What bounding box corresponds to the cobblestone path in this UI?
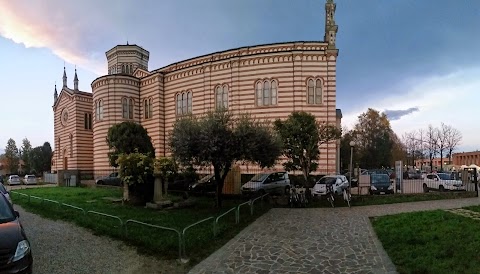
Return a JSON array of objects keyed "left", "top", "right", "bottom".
[{"left": 189, "top": 197, "right": 480, "bottom": 274}]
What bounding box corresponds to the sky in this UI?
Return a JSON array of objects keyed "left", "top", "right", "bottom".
[{"left": 0, "top": 0, "right": 479, "bottom": 155}]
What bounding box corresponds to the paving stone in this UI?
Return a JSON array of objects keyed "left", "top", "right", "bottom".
[{"left": 189, "top": 197, "right": 480, "bottom": 274}]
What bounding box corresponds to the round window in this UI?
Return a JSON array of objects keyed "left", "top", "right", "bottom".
[{"left": 61, "top": 109, "right": 69, "bottom": 126}]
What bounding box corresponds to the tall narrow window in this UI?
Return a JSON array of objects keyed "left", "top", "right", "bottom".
[
  {"left": 129, "top": 98, "right": 134, "bottom": 119},
  {"left": 187, "top": 92, "right": 192, "bottom": 113},
  {"left": 307, "top": 78, "right": 323, "bottom": 104},
  {"left": 182, "top": 93, "right": 187, "bottom": 114},
  {"left": 122, "top": 98, "right": 128, "bottom": 118},
  {"left": 148, "top": 98, "right": 153, "bottom": 118},
  {"left": 88, "top": 113, "right": 92, "bottom": 129},
  {"left": 176, "top": 94, "right": 182, "bottom": 115},
  {"left": 96, "top": 100, "right": 103, "bottom": 121},
  {"left": 271, "top": 81, "right": 277, "bottom": 105},
  {"left": 222, "top": 86, "right": 228, "bottom": 109},
  {"left": 83, "top": 113, "right": 92, "bottom": 130},
  {"left": 84, "top": 113, "right": 88, "bottom": 129},
  {"left": 307, "top": 79, "right": 315, "bottom": 104},
  {"left": 216, "top": 86, "right": 222, "bottom": 109},
  {"left": 315, "top": 79, "right": 322, "bottom": 104},
  {"left": 256, "top": 82, "right": 263, "bottom": 106},
  {"left": 263, "top": 81, "right": 271, "bottom": 106},
  {"left": 144, "top": 99, "right": 148, "bottom": 119}
]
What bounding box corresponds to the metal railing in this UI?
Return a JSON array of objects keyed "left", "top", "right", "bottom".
[
  {"left": 182, "top": 217, "right": 215, "bottom": 259},
  {"left": 9, "top": 190, "right": 271, "bottom": 262},
  {"left": 214, "top": 207, "right": 236, "bottom": 236},
  {"left": 125, "top": 219, "right": 183, "bottom": 260},
  {"left": 87, "top": 211, "right": 124, "bottom": 230},
  {"left": 250, "top": 193, "right": 269, "bottom": 215}
]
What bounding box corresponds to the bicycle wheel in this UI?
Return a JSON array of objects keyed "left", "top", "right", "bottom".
[
  {"left": 327, "top": 193, "right": 335, "bottom": 208},
  {"left": 343, "top": 189, "right": 351, "bottom": 208}
]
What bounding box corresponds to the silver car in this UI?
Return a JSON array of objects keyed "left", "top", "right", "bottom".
[
  {"left": 241, "top": 172, "right": 290, "bottom": 196},
  {"left": 23, "top": 175, "right": 37, "bottom": 185},
  {"left": 312, "top": 175, "right": 349, "bottom": 196},
  {"left": 8, "top": 175, "right": 21, "bottom": 186}
]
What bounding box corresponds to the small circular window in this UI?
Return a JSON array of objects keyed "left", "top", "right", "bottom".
[{"left": 61, "top": 109, "right": 69, "bottom": 126}]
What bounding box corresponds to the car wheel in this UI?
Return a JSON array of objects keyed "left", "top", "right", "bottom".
[
  {"left": 439, "top": 185, "right": 445, "bottom": 192},
  {"left": 423, "top": 183, "right": 429, "bottom": 193},
  {"left": 97, "top": 180, "right": 104, "bottom": 185}
]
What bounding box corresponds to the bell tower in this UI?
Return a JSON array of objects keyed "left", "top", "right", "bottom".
[
  {"left": 325, "top": 0, "right": 338, "bottom": 50},
  {"left": 105, "top": 43, "right": 150, "bottom": 75}
]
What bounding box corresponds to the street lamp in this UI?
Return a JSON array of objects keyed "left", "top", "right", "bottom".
[{"left": 349, "top": 141, "right": 355, "bottom": 192}]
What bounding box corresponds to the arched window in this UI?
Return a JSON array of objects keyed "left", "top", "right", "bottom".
[
  {"left": 187, "top": 91, "right": 192, "bottom": 113},
  {"left": 255, "top": 80, "right": 278, "bottom": 106},
  {"left": 148, "top": 98, "right": 153, "bottom": 118},
  {"left": 182, "top": 93, "right": 187, "bottom": 114},
  {"left": 256, "top": 82, "right": 263, "bottom": 106},
  {"left": 215, "top": 85, "right": 229, "bottom": 110},
  {"left": 315, "top": 79, "right": 322, "bottom": 104},
  {"left": 96, "top": 100, "right": 104, "bottom": 121},
  {"left": 176, "top": 92, "right": 193, "bottom": 116},
  {"left": 129, "top": 98, "right": 134, "bottom": 119},
  {"left": 122, "top": 98, "right": 128, "bottom": 118},
  {"left": 144, "top": 99, "right": 148, "bottom": 119},
  {"left": 271, "top": 81, "right": 277, "bottom": 105},
  {"left": 176, "top": 94, "right": 182, "bottom": 115},
  {"left": 307, "top": 78, "right": 323, "bottom": 104},
  {"left": 122, "top": 65, "right": 125, "bottom": 73}
]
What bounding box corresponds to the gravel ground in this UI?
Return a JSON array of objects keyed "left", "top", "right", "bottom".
[{"left": 14, "top": 205, "right": 187, "bottom": 274}]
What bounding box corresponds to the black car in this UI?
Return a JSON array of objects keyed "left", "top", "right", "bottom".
[
  {"left": 369, "top": 174, "right": 394, "bottom": 195},
  {"left": 0, "top": 194, "right": 33, "bottom": 273},
  {"left": 190, "top": 175, "right": 216, "bottom": 193}
]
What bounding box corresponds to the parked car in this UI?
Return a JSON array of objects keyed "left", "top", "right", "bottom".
[
  {"left": 96, "top": 172, "right": 122, "bottom": 186},
  {"left": 8, "top": 175, "right": 21, "bottom": 186},
  {"left": 369, "top": 174, "right": 394, "bottom": 195},
  {"left": 23, "top": 175, "right": 37, "bottom": 185},
  {"left": 241, "top": 172, "right": 290, "bottom": 196},
  {"left": 190, "top": 174, "right": 216, "bottom": 193},
  {"left": 0, "top": 183, "right": 12, "bottom": 204},
  {"left": 423, "top": 173, "right": 465, "bottom": 192},
  {"left": 312, "top": 175, "right": 349, "bottom": 196},
  {"left": 0, "top": 194, "right": 33, "bottom": 273}
]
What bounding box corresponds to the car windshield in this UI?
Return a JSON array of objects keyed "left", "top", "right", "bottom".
[
  {"left": 250, "top": 173, "right": 269, "bottom": 182},
  {"left": 0, "top": 195, "right": 15, "bottom": 224},
  {"left": 317, "top": 177, "right": 336, "bottom": 185},
  {"left": 10, "top": 176, "right": 19, "bottom": 179},
  {"left": 198, "top": 175, "right": 214, "bottom": 184},
  {"left": 0, "top": 183, "right": 6, "bottom": 194},
  {"left": 437, "top": 173, "right": 454, "bottom": 180},
  {"left": 26, "top": 175, "right": 35, "bottom": 179},
  {"left": 371, "top": 174, "right": 390, "bottom": 184}
]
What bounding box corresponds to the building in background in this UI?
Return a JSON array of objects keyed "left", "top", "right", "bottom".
[{"left": 52, "top": 0, "right": 342, "bottom": 176}]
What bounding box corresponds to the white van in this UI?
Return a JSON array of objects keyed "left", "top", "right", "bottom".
[
  {"left": 24, "top": 175, "right": 37, "bottom": 185},
  {"left": 241, "top": 172, "right": 290, "bottom": 196}
]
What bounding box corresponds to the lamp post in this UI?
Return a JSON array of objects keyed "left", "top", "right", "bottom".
[{"left": 349, "top": 141, "right": 355, "bottom": 192}]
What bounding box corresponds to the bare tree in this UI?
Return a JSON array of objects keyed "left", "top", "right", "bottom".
[
  {"left": 425, "top": 125, "right": 439, "bottom": 172},
  {"left": 444, "top": 125, "right": 462, "bottom": 165},
  {"left": 437, "top": 123, "right": 450, "bottom": 171},
  {"left": 416, "top": 129, "right": 426, "bottom": 169}
]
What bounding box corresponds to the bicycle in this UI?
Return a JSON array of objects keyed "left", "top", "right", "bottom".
[
  {"left": 325, "top": 184, "right": 335, "bottom": 208},
  {"left": 342, "top": 187, "right": 351, "bottom": 208}
]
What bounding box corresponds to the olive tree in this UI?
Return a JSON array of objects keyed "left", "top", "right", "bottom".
[
  {"left": 169, "top": 111, "right": 282, "bottom": 207},
  {"left": 274, "top": 111, "right": 341, "bottom": 185}
]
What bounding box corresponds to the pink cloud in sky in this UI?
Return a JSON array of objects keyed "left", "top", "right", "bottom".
[{"left": 0, "top": 0, "right": 125, "bottom": 75}]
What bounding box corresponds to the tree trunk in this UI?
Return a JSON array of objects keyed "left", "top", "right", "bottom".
[
  {"left": 123, "top": 183, "right": 129, "bottom": 202},
  {"left": 440, "top": 151, "right": 443, "bottom": 172},
  {"left": 153, "top": 176, "right": 163, "bottom": 202},
  {"left": 214, "top": 168, "right": 224, "bottom": 208}
]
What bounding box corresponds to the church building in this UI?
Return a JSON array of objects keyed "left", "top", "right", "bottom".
[{"left": 52, "top": 0, "right": 342, "bottom": 176}]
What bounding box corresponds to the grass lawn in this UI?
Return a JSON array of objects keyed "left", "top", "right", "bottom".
[
  {"left": 371, "top": 210, "right": 480, "bottom": 274},
  {"left": 11, "top": 187, "right": 270, "bottom": 269},
  {"left": 308, "top": 191, "right": 476, "bottom": 208}
]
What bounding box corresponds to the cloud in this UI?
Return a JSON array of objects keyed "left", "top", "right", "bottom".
[
  {"left": 0, "top": 0, "right": 122, "bottom": 75},
  {"left": 340, "top": 66, "right": 480, "bottom": 150},
  {"left": 383, "top": 107, "right": 419, "bottom": 121}
]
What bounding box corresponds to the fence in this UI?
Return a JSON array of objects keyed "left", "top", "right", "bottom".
[
  {"left": 9, "top": 190, "right": 270, "bottom": 263},
  {"left": 43, "top": 172, "right": 58, "bottom": 184}
]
